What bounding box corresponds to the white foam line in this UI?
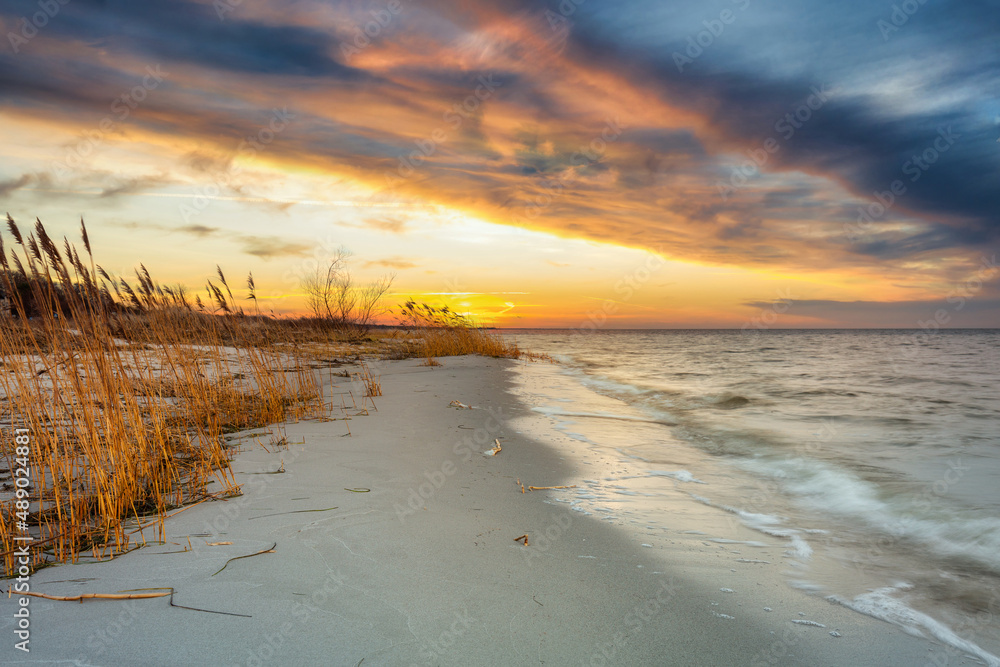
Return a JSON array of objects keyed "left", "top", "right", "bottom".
[
  {"left": 709, "top": 539, "right": 771, "bottom": 547},
  {"left": 649, "top": 470, "right": 706, "bottom": 484},
  {"left": 831, "top": 586, "right": 1000, "bottom": 667},
  {"left": 531, "top": 407, "right": 675, "bottom": 426},
  {"left": 688, "top": 493, "right": 812, "bottom": 558}
]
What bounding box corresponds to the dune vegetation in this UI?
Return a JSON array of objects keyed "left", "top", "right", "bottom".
[
  {"left": 0, "top": 217, "right": 335, "bottom": 575},
  {"left": 0, "top": 217, "right": 525, "bottom": 576}
]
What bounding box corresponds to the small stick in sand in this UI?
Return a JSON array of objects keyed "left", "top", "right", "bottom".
[
  {"left": 513, "top": 534, "right": 529, "bottom": 546},
  {"left": 211, "top": 542, "right": 277, "bottom": 576},
  {"left": 527, "top": 485, "right": 577, "bottom": 491},
  {"left": 249, "top": 507, "right": 338, "bottom": 521},
  {"left": 484, "top": 439, "right": 502, "bottom": 456}
]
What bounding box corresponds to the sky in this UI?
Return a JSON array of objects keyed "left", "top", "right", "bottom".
[{"left": 0, "top": 0, "right": 998, "bottom": 328}]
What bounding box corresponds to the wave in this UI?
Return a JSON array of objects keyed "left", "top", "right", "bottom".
[
  {"left": 649, "top": 470, "right": 705, "bottom": 484},
  {"left": 711, "top": 395, "right": 751, "bottom": 410},
  {"left": 531, "top": 406, "right": 676, "bottom": 426},
  {"left": 831, "top": 585, "right": 1000, "bottom": 667},
  {"left": 737, "top": 455, "right": 1000, "bottom": 575}
]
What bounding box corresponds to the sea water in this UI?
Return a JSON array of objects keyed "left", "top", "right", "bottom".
[{"left": 505, "top": 329, "right": 1000, "bottom": 663}]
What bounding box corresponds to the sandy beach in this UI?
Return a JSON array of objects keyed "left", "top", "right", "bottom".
[{"left": 5, "top": 356, "right": 947, "bottom": 666}]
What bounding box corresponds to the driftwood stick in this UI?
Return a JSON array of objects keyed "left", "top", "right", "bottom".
[
  {"left": 211, "top": 542, "right": 277, "bottom": 576},
  {"left": 13, "top": 590, "right": 171, "bottom": 602}
]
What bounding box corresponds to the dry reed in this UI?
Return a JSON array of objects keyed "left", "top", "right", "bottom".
[
  {"left": 0, "top": 216, "right": 322, "bottom": 576},
  {"left": 397, "top": 300, "right": 522, "bottom": 359},
  {"left": 359, "top": 361, "right": 382, "bottom": 397}
]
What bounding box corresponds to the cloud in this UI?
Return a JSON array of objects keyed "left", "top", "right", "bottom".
[
  {"left": 559, "top": 0, "right": 1000, "bottom": 250},
  {"left": 365, "top": 217, "right": 408, "bottom": 234},
  {"left": 1, "top": 0, "right": 366, "bottom": 80},
  {"left": 0, "top": 174, "right": 33, "bottom": 196},
  {"left": 0, "top": 0, "right": 996, "bottom": 291},
  {"left": 238, "top": 235, "right": 312, "bottom": 259},
  {"left": 98, "top": 175, "right": 174, "bottom": 198},
  {"left": 178, "top": 224, "right": 218, "bottom": 237},
  {"left": 104, "top": 221, "right": 307, "bottom": 259},
  {"left": 182, "top": 151, "right": 234, "bottom": 175},
  {"left": 363, "top": 257, "right": 417, "bottom": 270}
]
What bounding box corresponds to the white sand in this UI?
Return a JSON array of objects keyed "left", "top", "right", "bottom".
[{"left": 4, "top": 356, "right": 948, "bottom": 665}]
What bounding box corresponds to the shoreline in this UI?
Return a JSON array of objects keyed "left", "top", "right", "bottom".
[{"left": 6, "top": 356, "right": 942, "bottom": 665}]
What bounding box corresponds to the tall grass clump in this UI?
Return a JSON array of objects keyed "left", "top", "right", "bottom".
[
  {"left": 0, "top": 216, "right": 321, "bottom": 576},
  {"left": 397, "top": 300, "right": 522, "bottom": 359}
]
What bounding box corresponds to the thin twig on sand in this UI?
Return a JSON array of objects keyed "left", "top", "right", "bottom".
[{"left": 211, "top": 542, "right": 277, "bottom": 576}]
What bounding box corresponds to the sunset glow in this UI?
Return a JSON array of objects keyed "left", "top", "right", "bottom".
[{"left": 1, "top": 0, "right": 996, "bottom": 327}]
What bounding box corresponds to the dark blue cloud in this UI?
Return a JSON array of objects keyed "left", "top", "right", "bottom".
[
  {"left": 1, "top": 0, "right": 363, "bottom": 78},
  {"left": 546, "top": 0, "right": 1000, "bottom": 252}
]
